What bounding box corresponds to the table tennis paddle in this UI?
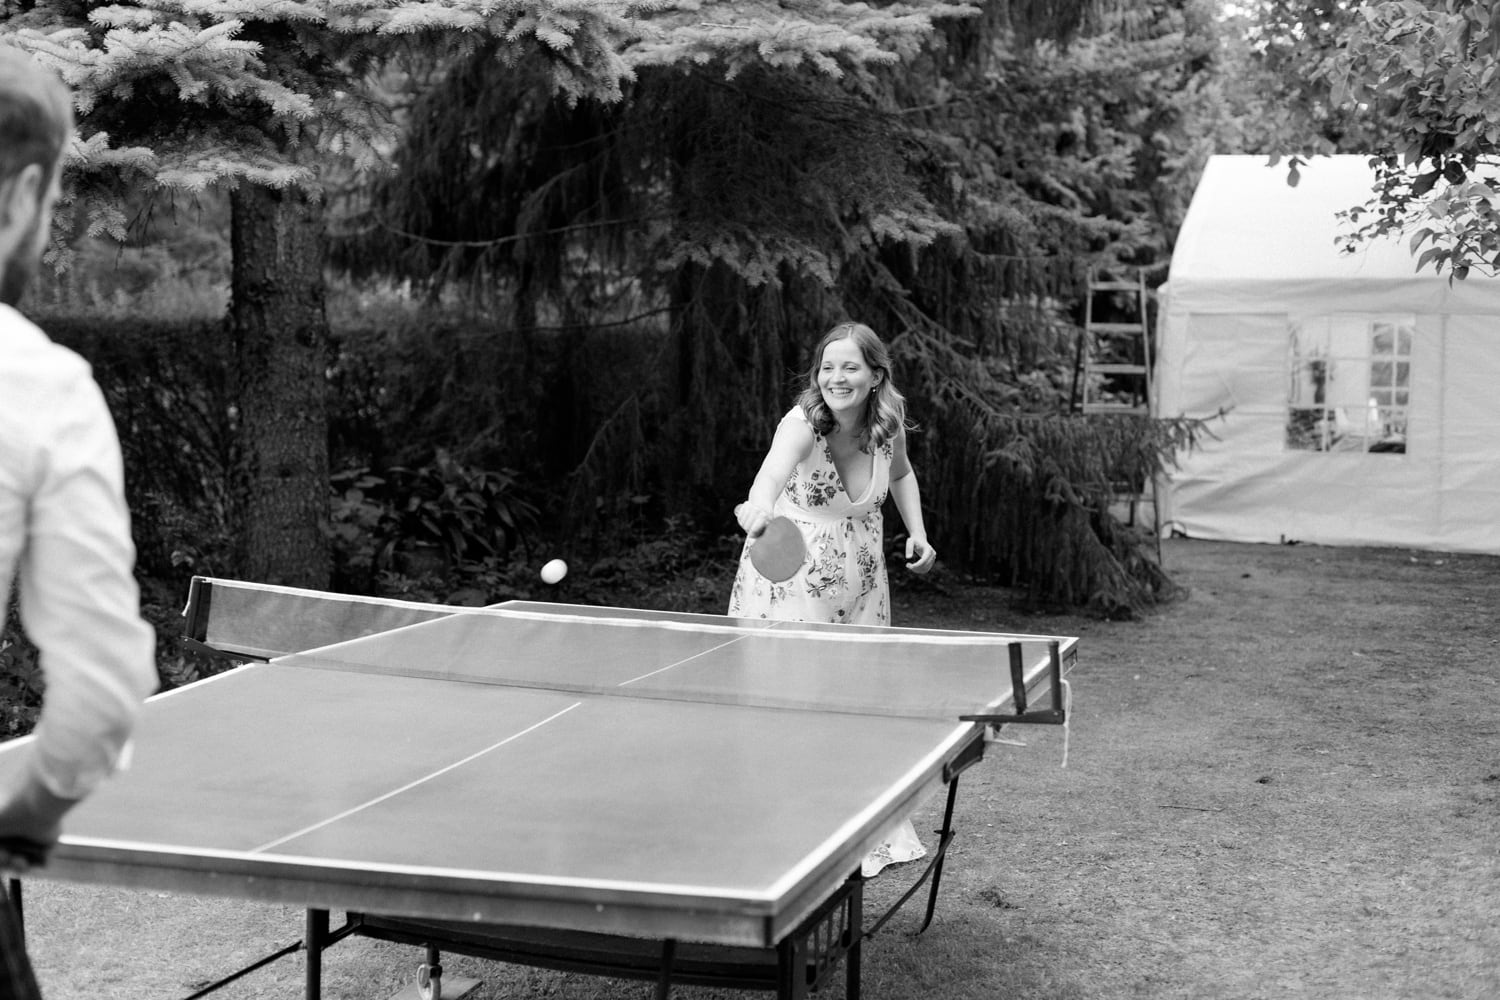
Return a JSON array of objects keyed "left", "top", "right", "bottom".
[{"left": 749, "top": 516, "right": 807, "bottom": 582}]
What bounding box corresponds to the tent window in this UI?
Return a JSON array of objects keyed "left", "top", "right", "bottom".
[{"left": 1286, "top": 315, "right": 1411, "bottom": 454}]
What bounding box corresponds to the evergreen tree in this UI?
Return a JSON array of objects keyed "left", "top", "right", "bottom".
[
  {"left": 338, "top": 1, "right": 1217, "bottom": 612},
  {"left": 2, "top": 0, "right": 643, "bottom": 586}
]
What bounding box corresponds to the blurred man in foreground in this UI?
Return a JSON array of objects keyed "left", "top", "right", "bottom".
[{"left": 0, "top": 44, "right": 158, "bottom": 996}]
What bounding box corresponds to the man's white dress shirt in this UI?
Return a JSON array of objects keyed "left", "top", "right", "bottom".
[{"left": 0, "top": 303, "right": 157, "bottom": 801}]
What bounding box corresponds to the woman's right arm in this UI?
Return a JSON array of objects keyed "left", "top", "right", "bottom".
[{"left": 735, "top": 414, "right": 815, "bottom": 537}]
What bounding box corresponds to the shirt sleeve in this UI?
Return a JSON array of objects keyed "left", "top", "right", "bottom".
[{"left": 17, "top": 365, "right": 158, "bottom": 800}]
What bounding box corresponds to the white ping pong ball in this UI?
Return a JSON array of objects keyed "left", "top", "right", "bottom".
[{"left": 540, "top": 558, "right": 568, "bottom": 585}]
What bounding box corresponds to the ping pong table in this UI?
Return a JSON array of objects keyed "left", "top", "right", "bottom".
[{"left": 1, "top": 576, "right": 1074, "bottom": 1000}]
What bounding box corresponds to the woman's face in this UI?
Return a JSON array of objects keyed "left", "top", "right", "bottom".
[{"left": 817, "top": 337, "right": 880, "bottom": 421}]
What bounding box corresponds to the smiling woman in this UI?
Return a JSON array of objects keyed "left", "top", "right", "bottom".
[
  {"left": 728, "top": 321, "right": 936, "bottom": 626},
  {"left": 725, "top": 320, "right": 941, "bottom": 878}
]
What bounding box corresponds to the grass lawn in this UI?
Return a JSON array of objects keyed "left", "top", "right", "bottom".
[{"left": 15, "top": 538, "right": 1500, "bottom": 1000}]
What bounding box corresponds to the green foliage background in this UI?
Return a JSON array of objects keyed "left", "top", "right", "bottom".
[
  {"left": 7, "top": 0, "right": 1434, "bottom": 733},
  {"left": 321, "top": 4, "right": 1239, "bottom": 615}
]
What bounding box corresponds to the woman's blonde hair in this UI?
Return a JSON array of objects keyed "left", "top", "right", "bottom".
[{"left": 797, "top": 321, "right": 909, "bottom": 449}]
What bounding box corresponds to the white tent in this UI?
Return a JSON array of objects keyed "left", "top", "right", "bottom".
[{"left": 1155, "top": 154, "right": 1500, "bottom": 553}]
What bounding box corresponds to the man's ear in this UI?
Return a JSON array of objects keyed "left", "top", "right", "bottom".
[{"left": 0, "top": 163, "right": 45, "bottom": 231}]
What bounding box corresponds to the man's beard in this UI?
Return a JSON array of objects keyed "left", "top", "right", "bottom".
[{"left": 0, "top": 208, "right": 44, "bottom": 308}]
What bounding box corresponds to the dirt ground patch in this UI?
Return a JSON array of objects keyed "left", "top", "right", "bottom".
[{"left": 15, "top": 538, "right": 1500, "bottom": 999}]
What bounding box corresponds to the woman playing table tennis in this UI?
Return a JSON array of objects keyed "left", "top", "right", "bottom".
[{"left": 728, "top": 320, "right": 937, "bottom": 875}]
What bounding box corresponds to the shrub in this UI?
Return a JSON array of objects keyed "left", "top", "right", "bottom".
[
  {"left": 0, "top": 599, "right": 42, "bottom": 739},
  {"left": 39, "top": 314, "right": 237, "bottom": 585},
  {"left": 329, "top": 452, "right": 540, "bottom": 593}
]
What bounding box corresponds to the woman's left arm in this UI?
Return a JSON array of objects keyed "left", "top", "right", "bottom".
[{"left": 889, "top": 430, "right": 937, "bottom": 574}]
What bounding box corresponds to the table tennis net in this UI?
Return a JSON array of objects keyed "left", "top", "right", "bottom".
[{"left": 184, "top": 577, "right": 1073, "bottom": 722}]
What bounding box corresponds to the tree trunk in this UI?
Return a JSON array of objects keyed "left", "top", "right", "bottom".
[{"left": 229, "top": 183, "right": 331, "bottom": 587}]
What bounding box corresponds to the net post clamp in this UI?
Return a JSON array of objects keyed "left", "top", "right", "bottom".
[{"left": 959, "top": 640, "right": 1069, "bottom": 728}]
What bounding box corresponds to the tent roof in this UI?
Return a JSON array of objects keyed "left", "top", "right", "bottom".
[{"left": 1165, "top": 155, "right": 1500, "bottom": 314}]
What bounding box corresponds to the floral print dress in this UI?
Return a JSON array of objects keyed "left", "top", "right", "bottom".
[
  {"left": 727, "top": 407, "right": 925, "bottom": 876},
  {"left": 728, "top": 407, "right": 892, "bottom": 625}
]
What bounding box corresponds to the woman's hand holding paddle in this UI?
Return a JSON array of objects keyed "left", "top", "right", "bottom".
[
  {"left": 735, "top": 503, "right": 808, "bottom": 582},
  {"left": 735, "top": 501, "right": 771, "bottom": 539}
]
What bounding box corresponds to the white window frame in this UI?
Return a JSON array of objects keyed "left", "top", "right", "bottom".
[{"left": 1286, "top": 314, "right": 1411, "bottom": 455}]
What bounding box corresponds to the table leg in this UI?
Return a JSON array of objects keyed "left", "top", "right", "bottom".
[
  {"left": 846, "top": 877, "right": 863, "bottom": 1000},
  {"left": 6, "top": 879, "right": 20, "bottom": 941},
  {"left": 418, "top": 944, "right": 444, "bottom": 1000},
  {"left": 920, "top": 774, "right": 964, "bottom": 932},
  {"left": 305, "top": 909, "right": 329, "bottom": 1000},
  {"left": 654, "top": 938, "right": 676, "bottom": 1000}
]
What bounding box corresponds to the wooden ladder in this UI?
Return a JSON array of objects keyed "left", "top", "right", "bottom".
[
  {"left": 1072, "top": 269, "right": 1160, "bottom": 541},
  {"left": 1073, "top": 269, "right": 1153, "bottom": 415}
]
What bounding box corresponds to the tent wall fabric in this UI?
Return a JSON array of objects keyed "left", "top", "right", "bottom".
[{"left": 1155, "top": 154, "right": 1500, "bottom": 554}]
